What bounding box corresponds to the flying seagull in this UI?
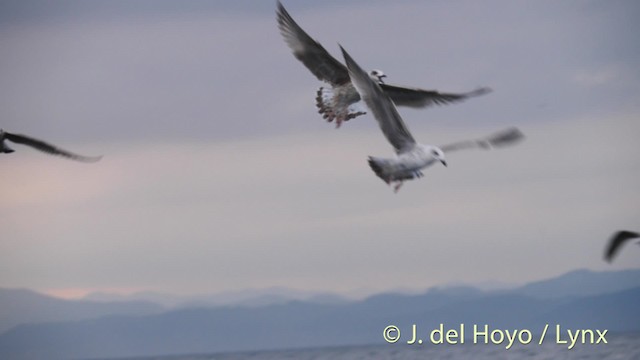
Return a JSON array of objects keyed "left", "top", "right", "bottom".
[
  {"left": 1, "top": 129, "right": 102, "bottom": 163},
  {"left": 276, "top": 1, "right": 491, "bottom": 128},
  {"left": 604, "top": 230, "right": 639, "bottom": 263},
  {"left": 340, "top": 45, "right": 523, "bottom": 192}
]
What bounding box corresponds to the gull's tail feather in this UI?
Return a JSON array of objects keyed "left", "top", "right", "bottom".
[
  {"left": 316, "top": 87, "right": 335, "bottom": 121},
  {"left": 316, "top": 87, "right": 366, "bottom": 127},
  {"left": 368, "top": 156, "right": 391, "bottom": 184},
  {"left": 368, "top": 156, "right": 423, "bottom": 183}
]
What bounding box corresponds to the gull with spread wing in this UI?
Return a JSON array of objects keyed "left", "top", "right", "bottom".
[
  {"left": 340, "top": 46, "right": 523, "bottom": 192},
  {"left": 276, "top": 1, "right": 491, "bottom": 128},
  {"left": 604, "top": 230, "right": 639, "bottom": 263},
  {"left": 1, "top": 129, "right": 102, "bottom": 163}
]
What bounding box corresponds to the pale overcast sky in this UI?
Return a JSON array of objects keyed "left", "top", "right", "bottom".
[{"left": 1, "top": 0, "right": 639, "bottom": 299}]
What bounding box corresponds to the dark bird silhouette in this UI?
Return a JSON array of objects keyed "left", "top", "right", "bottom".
[
  {"left": 1, "top": 129, "right": 102, "bottom": 163},
  {"left": 604, "top": 230, "right": 640, "bottom": 262}
]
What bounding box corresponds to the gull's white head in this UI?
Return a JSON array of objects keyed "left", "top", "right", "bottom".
[
  {"left": 369, "top": 69, "right": 387, "bottom": 83},
  {"left": 426, "top": 145, "right": 447, "bottom": 167}
]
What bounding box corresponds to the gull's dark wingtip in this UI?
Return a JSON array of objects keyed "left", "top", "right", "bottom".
[
  {"left": 472, "top": 87, "right": 493, "bottom": 97},
  {"left": 338, "top": 44, "right": 349, "bottom": 58},
  {"left": 82, "top": 155, "right": 104, "bottom": 163},
  {"left": 486, "top": 127, "right": 525, "bottom": 148},
  {"left": 338, "top": 43, "right": 347, "bottom": 57},
  {"left": 338, "top": 44, "right": 355, "bottom": 69},
  {"left": 275, "top": 1, "right": 292, "bottom": 28},
  {"left": 275, "top": 1, "right": 287, "bottom": 23},
  {"left": 62, "top": 153, "right": 103, "bottom": 163}
]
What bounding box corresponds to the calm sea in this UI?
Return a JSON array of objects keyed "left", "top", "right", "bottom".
[{"left": 114, "top": 333, "right": 640, "bottom": 360}]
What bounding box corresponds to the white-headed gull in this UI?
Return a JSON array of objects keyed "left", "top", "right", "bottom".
[{"left": 340, "top": 45, "right": 523, "bottom": 192}]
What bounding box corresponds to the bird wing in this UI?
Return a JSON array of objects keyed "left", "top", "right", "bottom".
[
  {"left": 340, "top": 45, "right": 416, "bottom": 154},
  {"left": 5, "top": 132, "right": 102, "bottom": 162},
  {"left": 439, "top": 127, "right": 524, "bottom": 153},
  {"left": 605, "top": 230, "right": 640, "bottom": 262},
  {"left": 381, "top": 85, "right": 492, "bottom": 108},
  {"left": 276, "top": 1, "right": 350, "bottom": 86}
]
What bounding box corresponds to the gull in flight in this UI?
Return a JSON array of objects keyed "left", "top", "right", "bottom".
[
  {"left": 340, "top": 45, "right": 523, "bottom": 192},
  {"left": 604, "top": 230, "right": 639, "bottom": 263},
  {"left": 1, "top": 129, "right": 102, "bottom": 162},
  {"left": 276, "top": 1, "right": 491, "bottom": 128}
]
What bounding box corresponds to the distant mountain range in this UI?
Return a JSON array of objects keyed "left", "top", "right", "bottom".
[
  {"left": 0, "top": 288, "right": 163, "bottom": 334},
  {"left": 0, "top": 268, "right": 639, "bottom": 359},
  {"left": 511, "top": 268, "right": 640, "bottom": 298},
  {"left": 82, "top": 268, "right": 640, "bottom": 307},
  {"left": 83, "top": 286, "right": 351, "bottom": 308}
]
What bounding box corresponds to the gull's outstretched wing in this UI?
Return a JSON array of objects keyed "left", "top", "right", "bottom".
[
  {"left": 439, "top": 127, "right": 524, "bottom": 153},
  {"left": 605, "top": 230, "right": 640, "bottom": 262},
  {"left": 4, "top": 132, "right": 102, "bottom": 162},
  {"left": 382, "top": 85, "right": 492, "bottom": 108},
  {"left": 340, "top": 45, "right": 416, "bottom": 154},
  {"left": 277, "top": 1, "right": 350, "bottom": 86}
]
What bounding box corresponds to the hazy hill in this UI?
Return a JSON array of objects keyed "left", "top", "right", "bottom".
[
  {"left": 83, "top": 286, "right": 350, "bottom": 308},
  {"left": 0, "top": 288, "right": 163, "bottom": 334},
  {"left": 0, "top": 283, "right": 638, "bottom": 359},
  {"left": 510, "top": 268, "right": 640, "bottom": 299},
  {"left": 80, "top": 268, "right": 640, "bottom": 310}
]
